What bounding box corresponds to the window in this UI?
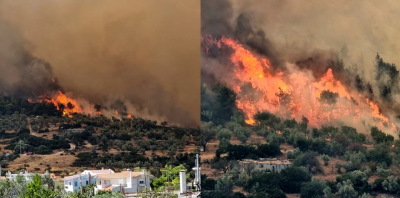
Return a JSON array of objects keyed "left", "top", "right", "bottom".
[
  {"left": 86, "top": 181, "right": 88, "bottom": 185},
  {"left": 69, "top": 182, "right": 71, "bottom": 186},
  {"left": 74, "top": 181, "right": 77, "bottom": 186},
  {"left": 139, "top": 180, "right": 144, "bottom": 184},
  {"left": 260, "top": 164, "right": 264, "bottom": 168}
]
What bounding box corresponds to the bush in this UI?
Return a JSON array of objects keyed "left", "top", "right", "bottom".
[{"left": 300, "top": 179, "right": 326, "bottom": 198}]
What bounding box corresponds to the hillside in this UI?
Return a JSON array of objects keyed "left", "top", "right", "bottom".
[
  {"left": 0, "top": 96, "right": 200, "bottom": 181},
  {"left": 200, "top": 82, "right": 400, "bottom": 198}
]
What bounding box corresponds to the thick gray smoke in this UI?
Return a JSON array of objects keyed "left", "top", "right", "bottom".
[{"left": 0, "top": 0, "right": 200, "bottom": 128}]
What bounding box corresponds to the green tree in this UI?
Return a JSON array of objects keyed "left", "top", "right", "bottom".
[
  {"left": 200, "top": 122, "right": 217, "bottom": 152},
  {"left": 382, "top": 176, "right": 399, "bottom": 193},
  {"left": 337, "top": 180, "right": 358, "bottom": 198},
  {"left": 215, "top": 175, "right": 234, "bottom": 194},
  {"left": 212, "top": 84, "right": 237, "bottom": 125},
  {"left": 14, "top": 140, "right": 29, "bottom": 154},
  {"left": 25, "top": 174, "right": 55, "bottom": 198},
  {"left": 320, "top": 154, "right": 330, "bottom": 166},
  {"left": 280, "top": 166, "right": 312, "bottom": 193},
  {"left": 300, "top": 179, "right": 326, "bottom": 198},
  {"left": 217, "top": 128, "right": 232, "bottom": 141},
  {"left": 376, "top": 162, "right": 392, "bottom": 177}
]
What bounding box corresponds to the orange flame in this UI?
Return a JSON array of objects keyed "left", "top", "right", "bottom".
[
  {"left": 204, "top": 35, "right": 397, "bottom": 133},
  {"left": 127, "top": 114, "right": 132, "bottom": 118},
  {"left": 27, "top": 99, "right": 32, "bottom": 103},
  {"left": 326, "top": 138, "right": 331, "bottom": 142},
  {"left": 37, "top": 91, "right": 84, "bottom": 117},
  {"left": 276, "top": 130, "right": 282, "bottom": 135},
  {"left": 115, "top": 110, "right": 118, "bottom": 115},
  {"left": 392, "top": 145, "right": 395, "bottom": 148}
]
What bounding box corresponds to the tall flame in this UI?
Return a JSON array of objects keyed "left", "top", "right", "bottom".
[
  {"left": 47, "top": 91, "right": 83, "bottom": 117},
  {"left": 204, "top": 36, "right": 398, "bottom": 133}
]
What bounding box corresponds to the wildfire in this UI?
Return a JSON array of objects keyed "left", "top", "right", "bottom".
[
  {"left": 392, "top": 144, "right": 395, "bottom": 148},
  {"left": 326, "top": 138, "right": 331, "bottom": 142},
  {"left": 127, "top": 114, "right": 132, "bottom": 118},
  {"left": 115, "top": 110, "right": 118, "bottom": 115},
  {"left": 47, "top": 91, "right": 83, "bottom": 117},
  {"left": 204, "top": 35, "right": 398, "bottom": 133},
  {"left": 276, "top": 130, "right": 282, "bottom": 135}
]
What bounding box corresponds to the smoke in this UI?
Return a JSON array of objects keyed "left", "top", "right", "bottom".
[
  {"left": 201, "top": 0, "right": 400, "bottom": 135},
  {"left": 0, "top": 0, "right": 200, "bottom": 127},
  {"left": 228, "top": 0, "right": 400, "bottom": 82}
]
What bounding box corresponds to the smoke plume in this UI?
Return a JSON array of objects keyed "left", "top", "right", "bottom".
[{"left": 0, "top": 0, "right": 200, "bottom": 127}]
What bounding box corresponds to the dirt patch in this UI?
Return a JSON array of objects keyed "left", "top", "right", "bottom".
[
  {"left": 233, "top": 187, "right": 248, "bottom": 195},
  {"left": 201, "top": 138, "right": 220, "bottom": 162},
  {"left": 368, "top": 175, "right": 383, "bottom": 183},
  {"left": 313, "top": 157, "right": 347, "bottom": 181}
]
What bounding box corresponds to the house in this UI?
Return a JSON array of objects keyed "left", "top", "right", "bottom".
[
  {"left": 239, "top": 158, "right": 291, "bottom": 173},
  {"left": 63, "top": 174, "right": 92, "bottom": 192},
  {"left": 65, "top": 128, "right": 85, "bottom": 133},
  {"left": 5, "top": 169, "right": 35, "bottom": 182},
  {"left": 82, "top": 168, "right": 114, "bottom": 176},
  {"left": 94, "top": 169, "right": 154, "bottom": 194}
]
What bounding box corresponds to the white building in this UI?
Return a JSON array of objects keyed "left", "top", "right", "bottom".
[
  {"left": 82, "top": 168, "right": 115, "bottom": 176},
  {"left": 63, "top": 174, "right": 92, "bottom": 192},
  {"left": 5, "top": 169, "right": 35, "bottom": 182},
  {"left": 239, "top": 158, "right": 291, "bottom": 173},
  {"left": 62, "top": 169, "right": 115, "bottom": 193},
  {"left": 94, "top": 169, "right": 153, "bottom": 194}
]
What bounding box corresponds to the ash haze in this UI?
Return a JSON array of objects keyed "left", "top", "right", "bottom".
[
  {"left": 228, "top": 0, "right": 400, "bottom": 83},
  {"left": 201, "top": 0, "right": 400, "bottom": 136},
  {"left": 0, "top": 0, "right": 200, "bottom": 127}
]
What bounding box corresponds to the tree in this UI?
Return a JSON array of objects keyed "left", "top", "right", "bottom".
[
  {"left": 344, "top": 151, "right": 366, "bottom": 171},
  {"left": 293, "top": 152, "right": 322, "bottom": 173},
  {"left": 25, "top": 174, "right": 55, "bottom": 198},
  {"left": 41, "top": 174, "right": 54, "bottom": 191},
  {"left": 202, "top": 176, "right": 217, "bottom": 191},
  {"left": 217, "top": 128, "right": 232, "bottom": 141},
  {"left": 300, "top": 179, "right": 326, "bottom": 198},
  {"left": 376, "top": 162, "right": 393, "bottom": 177},
  {"left": 320, "top": 154, "right": 330, "bottom": 166},
  {"left": 215, "top": 175, "right": 234, "bottom": 194},
  {"left": 287, "top": 148, "right": 303, "bottom": 159},
  {"left": 280, "top": 166, "right": 312, "bottom": 193},
  {"left": 242, "top": 162, "right": 255, "bottom": 176},
  {"left": 319, "top": 90, "right": 339, "bottom": 106},
  {"left": 370, "top": 127, "right": 394, "bottom": 144},
  {"left": 212, "top": 158, "right": 231, "bottom": 174},
  {"left": 336, "top": 180, "right": 358, "bottom": 198},
  {"left": 14, "top": 140, "right": 29, "bottom": 154},
  {"left": 358, "top": 193, "right": 373, "bottom": 198},
  {"left": 212, "top": 84, "right": 237, "bottom": 125},
  {"left": 382, "top": 176, "right": 399, "bottom": 193},
  {"left": 200, "top": 122, "right": 217, "bottom": 152},
  {"left": 94, "top": 191, "right": 126, "bottom": 198},
  {"left": 300, "top": 116, "right": 309, "bottom": 132}
]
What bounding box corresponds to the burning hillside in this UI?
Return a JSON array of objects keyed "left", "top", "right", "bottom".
[
  {"left": 0, "top": 0, "right": 200, "bottom": 127},
  {"left": 201, "top": 0, "right": 400, "bottom": 136}
]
